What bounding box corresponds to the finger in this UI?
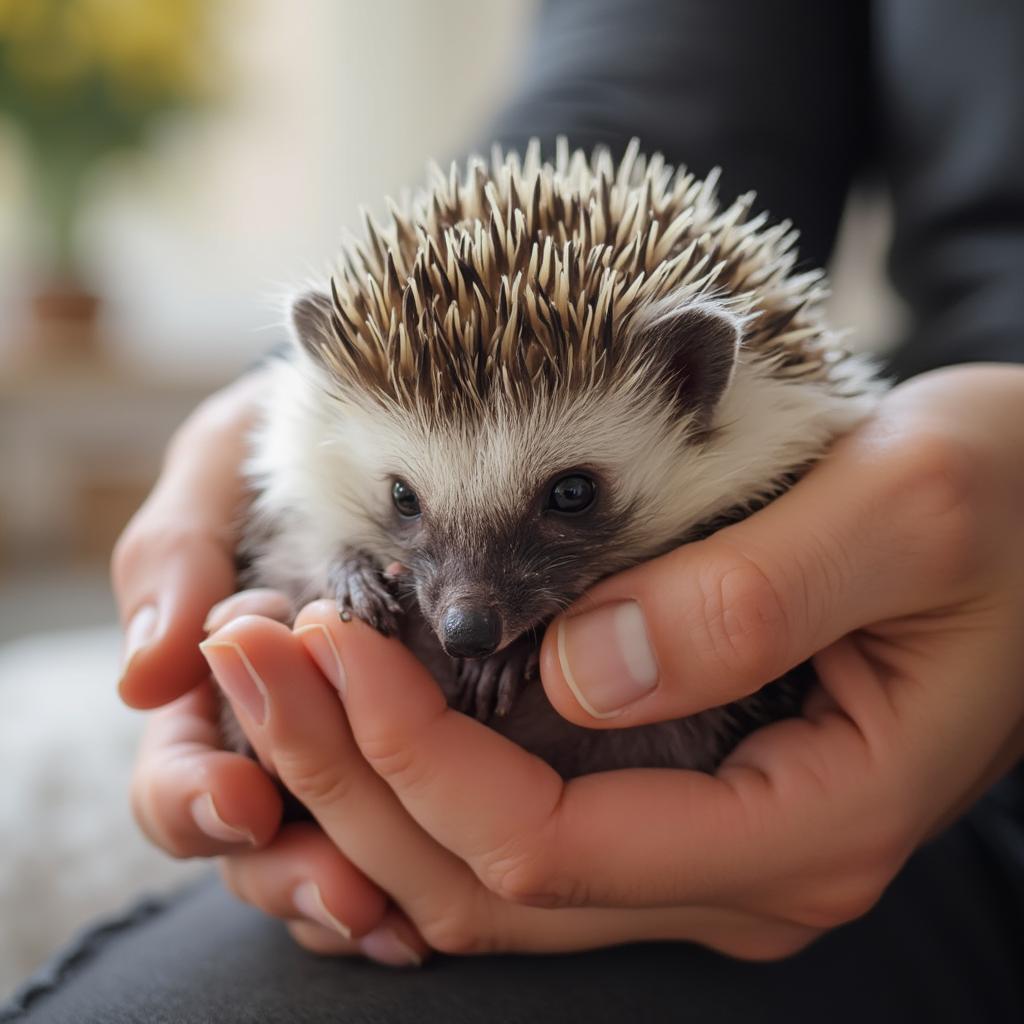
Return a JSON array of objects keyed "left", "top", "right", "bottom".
[
  {"left": 297, "top": 603, "right": 896, "bottom": 920},
  {"left": 209, "top": 613, "right": 822, "bottom": 949},
  {"left": 286, "top": 920, "right": 356, "bottom": 955},
  {"left": 132, "top": 680, "right": 282, "bottom": 857},
  {"left": 287, "top": 908, "right": 428, "bottom": 966},
  {"left": 204, "top": 589, "right": 295, "bottom": 634},
  {"left": 113, "top": 375, "right": 267, "bottom": 709},
  {"left": 539, "top": 415, "right": 980, "bottom": 725},
  {"left": 293, "top": 603, "right": 566, "bottom": 892},
  {"left": 198, "top": 590, "right": 298, "bottom": 770},
  {"left": 220, "top": 822, "right": 388, "bottom": 939},
  {"left": 199, "top": 614, "right": 482, "bottom": 931}
]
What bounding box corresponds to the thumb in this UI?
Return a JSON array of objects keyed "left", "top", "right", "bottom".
[{"left": 539, "top": 422, "right": 972, "bottom": 727}]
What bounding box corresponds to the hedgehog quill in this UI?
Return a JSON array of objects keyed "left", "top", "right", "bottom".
[{"left": 240, "top": 139, "right": 886, "bottom": 778}]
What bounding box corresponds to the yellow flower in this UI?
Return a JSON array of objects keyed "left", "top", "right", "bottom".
[
  {"left": 2, "top": 0, "right": 216, "bottom": 102},
  {"left": 84, "top": 0, "right": 213, "bottom": 101},
  {"left": 4, "top": 1, "right": 96, "bottom": 91}
]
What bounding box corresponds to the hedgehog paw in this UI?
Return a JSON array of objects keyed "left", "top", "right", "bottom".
[
  {"left": 329, "top": 552, "right": 403, "bottom": 636},
  {"left": 456, "top": 637, "right": 539, "bottom": 722}
]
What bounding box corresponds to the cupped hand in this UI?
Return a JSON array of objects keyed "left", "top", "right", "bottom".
[
  {"left": 130, "top": 585, "right": 429, "bottom": 966},
  {"left": 135, "top": 672, "right": 423, "bottom": 965},
  {"left": 202, "top": 611, "right": 819, "bottom": 959},
  {"left": 202, "top": 363, "right": 1024, "bottom": 960},
  {"left": 112, "top": 371, "right": 269, "bottom": 709}
]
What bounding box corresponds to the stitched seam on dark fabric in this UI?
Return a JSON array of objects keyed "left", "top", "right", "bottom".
[{"left": 0, "top": 877, "right": 210, "bottom": 1020}]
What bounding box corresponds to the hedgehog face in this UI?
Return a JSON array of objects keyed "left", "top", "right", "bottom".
[
  {"left": 329, "top": 378, "right": 711, "bottom": 656},
  {"left": 388, "top": 464, "right": 625, "bottom": 657},
  {"left": 287, "top": 286, "right": 756, "bottom": 655}
]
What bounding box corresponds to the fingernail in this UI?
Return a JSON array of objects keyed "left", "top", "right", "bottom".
[
  {"left": 295, "top": 624, "right": 346, "bottom": 696},
  {"left": 204, "top": 590, "right": 294, "bottom": 634},
  {"left": 359, "top": 925, "right": 422, "bottom": 967},
  {"left": 121, "top": 604, "right": 158, "bottom": 674},
  {"left": 199, "top": 640, "right": 268, "bottom": 725},
  {"left": 190, "top": 792, "right": 255, "bottom": 845},
  {"left": 292, "top": 881, "right": 352, "bottom": 939},
  {"left": 556, "top": 600, "right": 658, "bottom": 718}
]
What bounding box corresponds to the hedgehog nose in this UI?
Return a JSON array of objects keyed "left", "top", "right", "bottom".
[{"left": 441, "top": 604, "right": 502, "bottom": 659}]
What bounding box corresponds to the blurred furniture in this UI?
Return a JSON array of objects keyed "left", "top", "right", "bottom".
[
  {"left": 0, "top": 626, "right": 205, "bottom": 998},
  {"left": 0, "top": 351, "right": 220, "bottom": 569}
]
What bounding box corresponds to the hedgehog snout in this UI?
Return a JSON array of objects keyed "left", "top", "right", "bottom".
[{"left": 439, "top": 603, "right": 502, "bottom": 659}]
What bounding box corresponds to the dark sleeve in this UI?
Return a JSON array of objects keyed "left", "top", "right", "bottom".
[
  {"left": 876, "top": 1, "right": 1024, "bottom": 376},
  {"left": 483, "top": 0, "right": 871, "bottom": 275}
]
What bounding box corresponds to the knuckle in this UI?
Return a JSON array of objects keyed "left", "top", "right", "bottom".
[
  {"left": 479, "top": 834, "right": 578, "bottom": 909},
  {"left": 857, "top": 806, "right": 913, "bottom": 873},
  {"left": 484, "top": 857, "right": 553, "bottom": 907},
  {"left": 420, "top": 901, "right": 494, "bottom": 956},
  {"left": 789, "top": 870, "right": 889, "bottom": 930},
  {"left": 899, "top": 432, "right": 977, "bottom": 506},
  {"left": 786, "top": 811, "right": 910, "bottom": 931},
  {"left": 695, "top": 549, "right": 787, "bottom": 685},
  {"left": 421, "top": 919, "right": 483, "bottom": 956},
  {"left": 883, "top": 432, "right": 983, "bottom": 573},
  {"left": 356, "top": 731, "right": 433, "bottom": 794},
  {"left": 275, "top": 752, "right": 355, "bottom": 809}
]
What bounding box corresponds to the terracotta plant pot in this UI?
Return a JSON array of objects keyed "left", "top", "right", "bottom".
[{"left": 28, "top": 282, "right": 103, "bottom": 367}]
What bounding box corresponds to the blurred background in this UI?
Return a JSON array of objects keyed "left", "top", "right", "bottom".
[{"left": 0, "top": 0, "right": 901, "bottom": 996}]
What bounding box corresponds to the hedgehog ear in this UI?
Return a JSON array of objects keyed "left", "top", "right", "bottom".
[
  {"left": 637, "top": 301, "right": 743, "bottom": 428},
  {"left": 290, "top": 290, "right": 334, "bottom": 369}
]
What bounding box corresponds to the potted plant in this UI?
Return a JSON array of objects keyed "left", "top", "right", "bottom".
[{"left": 0, "top": 0, "right": 219, "bottom": 361}]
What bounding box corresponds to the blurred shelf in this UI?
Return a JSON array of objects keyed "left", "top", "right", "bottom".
[{"left": 0, "top": 344, "right": 231, "bottom": 568}]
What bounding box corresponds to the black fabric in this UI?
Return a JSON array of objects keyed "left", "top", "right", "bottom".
[
  {"left": 874, "top": 1, "right": 1024, "bottom": 378},
  {"left": 4, "top": 770, "right": 1023, "bottom": 1023},
  {"left": 487, "top": 0, "right": 1024, "bottom": 376},
  {"left": 487, "top": 0, "right": 872, "bottom": 277}
]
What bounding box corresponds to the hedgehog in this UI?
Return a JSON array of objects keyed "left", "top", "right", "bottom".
[{"left": 239, "top": 138, "right": 885, "bottom": 778}]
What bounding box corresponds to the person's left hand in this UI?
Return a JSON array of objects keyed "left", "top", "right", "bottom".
[{"left": 204, "top": 610, "right": 821, "bottom": 960}]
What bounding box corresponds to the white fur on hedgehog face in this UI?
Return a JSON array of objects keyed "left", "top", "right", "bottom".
[{"left": 246, "top": 348, "right": 875, "bottom": 647}]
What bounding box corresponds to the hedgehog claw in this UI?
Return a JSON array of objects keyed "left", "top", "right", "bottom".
[
  {"left": 329, "top": 551, "right": 403, "bottom": 636},
  {"left": 455, "top": 637, "right": 539, "bottom": 722}
]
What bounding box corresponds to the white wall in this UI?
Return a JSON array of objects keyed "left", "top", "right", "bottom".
[
  {"left": 1, "top": 0, "right": 536, "bottom": 381},
  {"left": 0, "top": 0, "right": 898, "bottom": 382}
]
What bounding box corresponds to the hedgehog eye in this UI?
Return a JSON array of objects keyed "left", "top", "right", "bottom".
[
  {"left": 547, "top": 474, "right": 596, "bottom": 515},
  {"left": 392, "top": 479, "right": 421, "bottom": 518}
]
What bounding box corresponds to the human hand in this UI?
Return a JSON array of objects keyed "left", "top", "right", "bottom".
[
  {"left": 113, "top": 374, "right": 430, "bottom": 964},
  {"left": 203, "top": 610, "right": 818, "bottom": 959},
  {"left": 202, "top": 363, "right": 1024, "bottom": 959},
  {"left": 130, "top": 584, "right": 431, "bottom": 966},
  {"left": 112, "top": 371, "right": 270, "bottom": 710},
  {"left": 114, "top": 377, "right": 283, "bottom": 860}
]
